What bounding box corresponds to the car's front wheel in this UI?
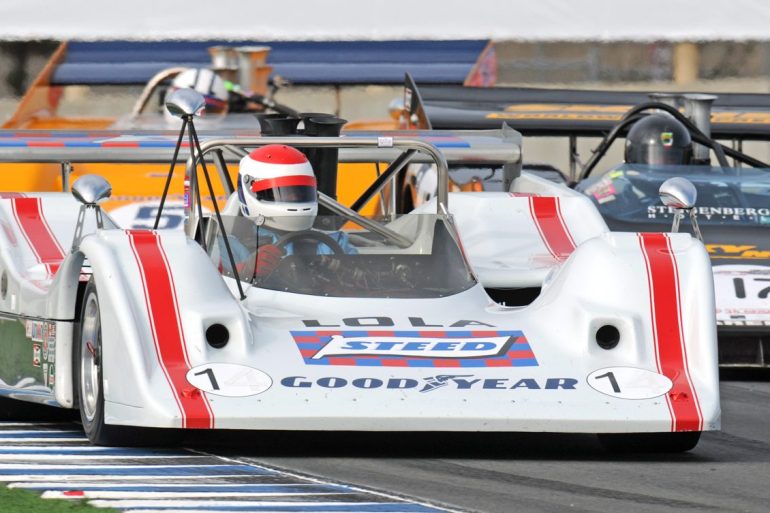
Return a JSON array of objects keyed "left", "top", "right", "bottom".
[{"left": 76, "top": 279, "right": 132, "bottom": 446}]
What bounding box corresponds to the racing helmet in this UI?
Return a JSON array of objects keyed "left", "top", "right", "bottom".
[
  {"left": 624, "top": 114, "right": 693, "bottom": 166},
  {"left": 164, "top": 68, "right": 228, "bottom": 121},
  {"left": 237, "top": 145, "right": 318, "bottom": 232}
]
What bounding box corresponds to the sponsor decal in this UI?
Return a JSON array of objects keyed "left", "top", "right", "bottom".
[
  {"left": 648, "top": 206, "right": 770, "bottom": 223},
  {"left": 280, "top": 375, "right": 577, "bottom": 392},
  {"left": 48, "top": 364, "right": 55, "bottom": 387},
  {"left": 32, "top": 343, "right": 41, "bottom": 367},
  {"left": 291, "top": 330, "right": 537, "bottom": 367},
  {"left": 717, "top": 319, "right": 770, "bottom": 327},
  {"left": 584, "top": 177, "right": 617, "bottom": 204},
  {"left": 302, "top": 316, "right": 495, "bottom": 328},
  {"left": 707, "top": 244, "right": 770, "bottom": 261},
  {"left": 46, "top": 323, "right": 56, "bottom": 364}
]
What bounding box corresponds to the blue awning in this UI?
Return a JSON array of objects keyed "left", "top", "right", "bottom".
[{"left": 51, "top": 40, "right": 489, "bottom": 86}]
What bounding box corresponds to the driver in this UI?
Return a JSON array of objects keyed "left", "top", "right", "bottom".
[
  {"left": 625, "top": 114, "right": 693, "bottom": 166},
  {"left": 582, "top": 114, "right": 695, "bottom": 214},
  {"left": 218, "top": 144, "right": 356, "bottom": 278}
]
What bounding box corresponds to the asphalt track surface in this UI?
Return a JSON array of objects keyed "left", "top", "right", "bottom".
[
  {"left": 1, "top": 374, "right": 769, "bottom": 513},
  {"left": 201, "top": 374, "right": 770, "bottom": 513}
]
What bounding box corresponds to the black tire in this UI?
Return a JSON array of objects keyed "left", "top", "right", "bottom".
[
  {"left": 76, "top": 278, "right": 181, "bottom": 447},
  {"left": 75, "top": 278, "right": 133, "bottom": 445},
  {"left": 597, "top": 431, "right": 701, "bottom": 453}
]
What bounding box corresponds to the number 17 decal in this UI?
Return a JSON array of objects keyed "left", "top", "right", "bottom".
[
  {"left": 587, "top": 367, "right": 672, "bottom": 400},
  {"left": 733, "top": 277, "right": 770, "bottom": 299}
]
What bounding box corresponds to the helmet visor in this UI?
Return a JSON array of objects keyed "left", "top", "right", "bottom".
[
  {"left": 249, "top": 175, "right": 317, "bottom": 203},
  {"left": 628, "top": 145, "right": 691, "bottom": 166}
]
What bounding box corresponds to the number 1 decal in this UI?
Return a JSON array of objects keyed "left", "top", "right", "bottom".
[
  {"left": 593, "top": 371, "right": 621, "bottom": 393},
  {"left": 186, "top": 363, "right": 272, "bottom": 397},
  {"left": 193, "top": 368, "right": 220, "bottom": 390},
  {"left": 587, "top": 367, "right": 672, "bottom": 400}
]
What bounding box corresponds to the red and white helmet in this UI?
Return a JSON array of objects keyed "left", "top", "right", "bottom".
[
  {"left": 164, "top": 68, "right": 228, "bottom": 122},
  {"left": 237, "top": 145, "right": 318, "bottom": 232}
]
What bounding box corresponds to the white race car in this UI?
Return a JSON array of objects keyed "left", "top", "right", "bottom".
[{"left": 0, "top": 91, "right": 719, "bottom": 451}]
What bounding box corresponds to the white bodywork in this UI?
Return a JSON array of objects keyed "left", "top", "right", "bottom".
[{"left": 0, "top": 168, "right": 720, "bottom": 434}]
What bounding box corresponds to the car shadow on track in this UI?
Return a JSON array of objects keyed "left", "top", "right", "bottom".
[{"left": 182, "top": 430, "right": 714, "bottom": 463}]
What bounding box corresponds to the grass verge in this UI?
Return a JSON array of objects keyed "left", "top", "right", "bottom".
[{"left": 0, "top": 485, "right": 113, "bottom": 512}]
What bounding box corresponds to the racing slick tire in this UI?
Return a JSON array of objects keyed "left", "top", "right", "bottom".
[
  {"left": 76, "top": 278, "right": 178, "bottom": 446},
  {"left": 597, "top": 431, "right": 701, "bottom": 453}
]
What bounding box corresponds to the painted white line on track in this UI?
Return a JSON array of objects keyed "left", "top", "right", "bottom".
[
  {"left": 0, "top": 454, "right": 199, "bottom": 460},
  {"left": 43, "top": 490, "right": 350, "bottom": 499},
  {"left": 122, "top": 511, "right": 435, "bottom": 513},
  {"left": 0, "top": 445, "right": 165, "bottom": 452},
  {"left": 0, "top": 430, "right": 85, "bottom": 435},
  {"left": 0, "top": 463, "right": 257, "bottom": 470},
  {"left": 0, "top": 474, "right": 254, "bottom": 482},
  {"left": 12, "top": 483, "right": 345, "bottom": 490},
  {"left": 190, "top": 451, "right": 463, "bottom": 513},
  {"left": 86, "top": 500, "right": 418, "bottom": 508},
  {"left": 0, "top": 437, "right": 86, "bottom": 442},
  {"left": 0, "top": 423, "right": 63, "bottom": 427},
  {"left": 97, "top": 503, "right": 432, "bottom": 513}
]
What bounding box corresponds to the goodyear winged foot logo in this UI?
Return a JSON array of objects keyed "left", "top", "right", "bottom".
[{"left": 290, "top": 330, "right": 537, "bottom": 367}]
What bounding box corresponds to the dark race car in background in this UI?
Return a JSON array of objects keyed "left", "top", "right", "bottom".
[{"left": 398, "top": 75, "right": 770, "bottom": 366}]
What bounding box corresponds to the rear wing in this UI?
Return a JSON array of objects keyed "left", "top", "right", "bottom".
[
  {"left": 0, "top": 129, "right": 520, "bottom": 167},
  {"left": 407, "top": 81, "right": 770, "bottom": 139}
]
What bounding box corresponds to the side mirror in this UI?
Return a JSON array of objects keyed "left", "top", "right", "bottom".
[
  {"left": 659, "top": 176, "right": 696, "bottom": 209},
  {"left": 659, "top": 177, "right": 702, "bottom": 241},
  {"left": 72, "top": 174, "right": 112, "bottom": 205},
  {"left": 165, "top": 88, "right": 206, "bottom": 118},
  {"left": 71, "top": 175, "right": 112, "bottom": 250}
]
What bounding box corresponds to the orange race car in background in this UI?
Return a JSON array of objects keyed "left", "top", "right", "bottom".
[{"left": 1, "top": 40, "right": 496, "bottom": 226}]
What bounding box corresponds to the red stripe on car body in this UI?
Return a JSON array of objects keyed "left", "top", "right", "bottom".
[
  {"left": 11, "top": 197, "right": 64, "bottom": 276},
  {"left": 529, "top": 197, "right": 576, "bottom": 261},
  {"left": 128, "top": 230, "right": 214, "bottom": 429},
  {"left": 638, "top": 232, "right": 703, "bottom": 432}
]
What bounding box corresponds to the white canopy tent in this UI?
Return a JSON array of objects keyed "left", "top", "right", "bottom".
[{"left": 0, "top": 0, "right": 769, "bottom": 42}]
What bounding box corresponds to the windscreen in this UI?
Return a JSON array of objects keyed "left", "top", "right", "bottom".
[
  {"left": 577, "top": 164, "right": 770, "bottom": 226},
  {"left": 205, "top": 213, "right": 476, "bottom": 298}
]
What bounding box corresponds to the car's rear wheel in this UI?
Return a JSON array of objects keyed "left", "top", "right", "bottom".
[{"left": 597, "top": 431, "right": 701, "bottom": 453}]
